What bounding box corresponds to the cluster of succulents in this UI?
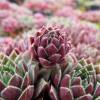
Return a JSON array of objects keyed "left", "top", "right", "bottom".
[
  {"left": 0, "top": 1, "right": 35, "bottom": 36},
  {"left": 0, "top": 0, "right": 100, "bottom": 99},
  {"left": 0, "top": 50, "right": 37, "bottom": 100},
  {"left": 0, "top": 26, "right": 99, "bottom": 100}
]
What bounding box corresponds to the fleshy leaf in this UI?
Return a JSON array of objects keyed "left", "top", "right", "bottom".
[
  {"left": 18, "top": 85, "right": 34, "bottom": 100},
  {"left": 71, "top": 85, "right": 85, "bottom": 98},
  {"left": 94, "top": 82, "right": 100, "bottom": 97},
  {"left": 40, "top": 37, "right": 48, "bottom": 47},
  {"left": 59, "top": 44, "right": 65, "bottom": 56},
  {"left": 72, "top": 77, "right": 82, "bottom": 85},
  {"left": 45, "top": 43, "right": 58, "bottom": 55},
  {"left": 39, "top": 58, "right": 51, "bottom": 68},
  {"left": 21, "top": 72, "right": 32, "bottom": 90},
  {"left": 1, "top": 86, "right": 21, "bottom": 100},
  {"left": 51, "top": 67, "right": 61, "bottom": 87},
  {"left": 85, "top": 83, "right": 93, "bottom": 94},
  {"left": 76, "top": 94, "right": 93, "bottom": 100},
  {"left": 60, "top": 74, "right": 71, "bottom": 88},
  {"left": 49, "top": 85, "right": 58, "bottom": 100},
  {"left": 59, "top": 87, "right": 73, "bottom": 100},
  {"left": 49, "top": 54, "right": 61, "bottom": 63},
  {"left": 8, "top": 74, "right": 22, "bottom": 88},
  {"left": 34, "top": 79, "right": 49, "bottom": 98},
  {"left": 38, "top": 46, "right": 47, "bottom": 58}
]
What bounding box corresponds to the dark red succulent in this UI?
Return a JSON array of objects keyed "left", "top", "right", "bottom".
[{"left": 31, "top": 27, "right": 71, "bottom": 68}]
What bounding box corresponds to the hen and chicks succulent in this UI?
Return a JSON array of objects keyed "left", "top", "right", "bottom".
[{"left": 0, "top": 26, "right": 100, "bottom": 100}]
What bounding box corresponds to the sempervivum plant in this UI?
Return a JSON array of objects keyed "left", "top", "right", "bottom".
[
  {"left": 48, "top": 58, "right": 100, "bottom": 100},
  {"left": 24, "top": 0, "right": 56, "bottom": 16},
  {"left": 0, "top": 50, "right": 38, "bottom": 100},
  {"left": 31, "top": 26, "right": 71, "bottom": 69},
  {"left": 34, "top": 13, "right": 46, "bottom": 29},
  {"left": 67, "top": 25, "right": 97, "bottom": 46},
  {"left": 79, "top": 11, "right": 100, "bottom": 23},
  {"left": 0, "top": 2, "right": 33, "bottom": 37},
  {"left": 71, "top": 44, "right": 99, "bottom": 64},
  {"left": 0, "top": 37, "right": 14, "bottom": 55},
  {"left": 1, "top": 16, "right": 22, "bottom": 36},
  {"left": 56, "top": 7, "right": 79, "bottom": 18}
]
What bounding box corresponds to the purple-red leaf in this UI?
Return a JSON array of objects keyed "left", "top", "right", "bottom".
[
  {"left": 21, "top": 72, "right": 32, "bottom": 90},
  {"left": 72, "top": 77, "right": 81, "bottom": 85},
  {"left": 71, "top": 85, "right": 85, "bottom": 98},
  {"left": 49, "top": 54, "right": 61, "bottom": 63},
  {"left": 59, "top": 44, "right": 65, "bottom": 56},
  {"left": 49, "top": 85, "right": 58, "bottom": 100},
  {"left": 30, "top": 36, "right": 34, "bottom": 45},
  {"left": 94, "top": 83, "right": 100, "bottom": 97},
  {"left": 38, "top": 46, "right": 47, "bottom": 58},
  {"left": 45, "top": 43, "right": 58, "bottom": 55},
  {"left": 59, "top": 87, "right": 73, "bottom": 100},
  {"left": 60, "top": 74, "right": 71, "bottom": 88},
  {"left": 39, "top": 58, "right": 51, "bottom": 68},
  {"left": 40, "top": 37, "right": 48, "bottom": 47},
  {"left": 85, "top": 83, "right": 93, "bottom": 94},
  {"left": 52, "top": 67, "right": 61, "bottom": 86},
  {"left": 34, "top": 36, "right": 41, "bottom": 47},
  {"left": 77, "top": 94, "right": 93, "bottom": 100},
  {"left": 1, "top": 86, "right": 21, "bottom": 100},
  {"left": 51, "top": 37, "right": 59, "bottom": 47},
  {"left": 8, "top": 74, "right": 22, "bottom": 88},
  {"left": 18, "top": 85, "right": 34, "bottom": 100}
]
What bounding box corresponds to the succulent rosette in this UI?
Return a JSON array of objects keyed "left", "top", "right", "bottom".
[
  {"left": 31, "top": 26, "right": 71, "bottom": 69},
  {"left": 15, "top": 14, "right": 34, "bottom": 30},
  {"left": 71, "top": 43, "right": 100, "bottom": 64},
  {"left": 0, "top": 2, "right": 34, "bottom": 37},
  {"left": 0, "top": 50, "right": 51, "bottom": 100},
  {"left": 48, "top": 58, "right": 100, "bottom": 100},
  {"left": 79, "top": 11, "right": 100, "bottom": 23},
  {"left": 0, "top": 50, "right": 35, "bottom": 100},
  {"left": 56, "top": 7, "right": 79, "bottom": 19},
  {"left": 34, "top": 13, "right": 46, "bottom": 29},
  {"left": 0, "top": 10, "right": 12, "bottom": 21},
  {"left": 1, "top": 48, "right": 67, "bottom": 100},
  {"left": 1, "top": 17, "right": 21, "bottom": 33},
  {"left": 24, "top": 0, "right": 57, "bottom": 16},
  {"left": 14, "top": 36, "right": 31, "bottom": 53},
  {"left": 66, "top": 25, "right": 97, "bottom": 46},
  {"left": 0, "top": 37, "right": 14, "bottom": 55}
]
